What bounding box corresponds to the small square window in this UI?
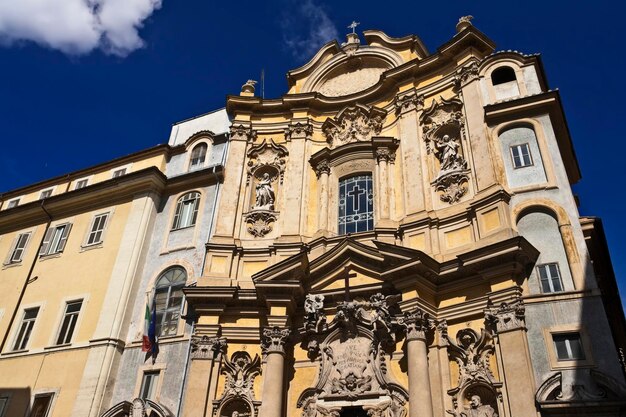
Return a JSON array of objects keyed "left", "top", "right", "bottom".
[
  {"left": 39, "top": 189, "right": 53, "bottom": 200},
  {"left": 139, "top": 371, "right": 160, "bottom": 400},
  {"left": 538, "top": 263, "right": 563, "bottom": 293},
  {"left": 112, "top": 168, "right": 127, "bottom": 178},
  {"left": 510, "top": 143, "right": 533, "bottom": 168},
  {"left": 6, "top": 199, "right": 19, "bottom": 209},
  {"left": 30, "top": 394, "right": 53, "bottom": 417},
  {"left": 75, "top": 179, "right": 88, "bottom": 190},
  {"left": 553, "top": 333, "right": 585, "bottom": 361}
]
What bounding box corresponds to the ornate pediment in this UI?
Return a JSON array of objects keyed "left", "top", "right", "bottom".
[
  {"left": 246, "top": 139, "right": 288, "bottom": 185},
  {"left": 322, "top": 104, "right": 386, "bottom": 148}
]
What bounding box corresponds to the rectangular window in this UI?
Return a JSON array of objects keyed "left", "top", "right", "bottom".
[
  {"left": 0, "top": 395, "right": 9, "bottom": 417},
  {"left": 56, "top": 300, "right": 82, "bottom": 345},
  {"left": 139, "top": 371, "right": 160, "bottom": 400},
  {"left": 338, "top": 175, "right": 374, "bottom": 235},
  {"left": 39, "top": 224, "right": 72, "bottom": 256},
  {"left": 538, "top": 263, "right": 563, "bottom": 293},
  {"left": 7, "top": 199, "right": 19, "bottom": 209},
  {"left": 510, "top": 143, "right": 533, "bottom": 168},
  {"left": 39, "top": 189, "right": 52, "bottom": 200},
  {"left": 6, "top": 233, "right": 31, "bottom": 264},
  {"left": 13, "top": 307, "right": 39, "bottom": 351},
  {"left": 75, "top": 179, "right": 88, "bottom": 190},
  {"left": 553, "top": 333, "right": 585, "bottom": 361},
  {"left": 112, "top": 168, "right": 127, "bottom": 178},
  {"left": 172, "top": 193, "right": 200, "bottom": 230},
  {"left": 86, "top": 213, "right": 109, "bottom": 246},
  {"left": 29, "top": 394, "right": 53, "bottom": 417}
]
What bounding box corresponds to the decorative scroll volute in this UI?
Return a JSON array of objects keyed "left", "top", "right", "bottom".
[
  {"left": 191, "top": 335, "right": 227, "bottom": 360},
  {"left": 484, "top": 296, "right": 526, "bottom": 333},
  {"left": 322, "top": 104, "right": 386, "bottom": 148},
  {"left": 261, "top": 326, "right": 291, "bottom": 355}
]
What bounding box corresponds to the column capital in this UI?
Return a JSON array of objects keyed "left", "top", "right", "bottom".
[
  {"left": 261, "top": 326, "right": 291, "bottom": 355},
  {"left": 313, "top": 159, "right": 331, "bottom": 178},
  {"left": 454, "top": 60, "right": 480, "bottom": 90},
  {"left": 397, "top": 308, "right": 435, "bottom": 341},
  {"left": 394, "top": 91, "right": 425, "bottom": 115},
  {"left": 375, "top": 147, "right": 396, "bottom": 164},
  {"left": 484, "top": 297, "right": 526, "bottom": 333},
  {"left": 284, "top": 121, "right": 313, "bottom": 141},
  {"left": 230, "top": 123, "right": 257, "bottom": 142},
  {"left": 190, "top": 335, "right": 227, "bottom": 360}
]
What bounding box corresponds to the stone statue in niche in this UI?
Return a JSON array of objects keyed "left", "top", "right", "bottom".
[
  {"left": 447, "top": 395, "right": 497, "bottom": 417},
  {"left": 253, "top": 172, "right": 275, "bottom": 210},
  {"left": 435, "top": 134, "right": 465, "bottom": 173}
]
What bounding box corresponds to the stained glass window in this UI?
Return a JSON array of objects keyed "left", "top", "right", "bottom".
[{"left": 338, "top": 174, "right": 374, "bottom": 235}]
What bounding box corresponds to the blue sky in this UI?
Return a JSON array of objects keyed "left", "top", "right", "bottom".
[{"left": 0, "top": 1, "right": 624, "bottom": 302}]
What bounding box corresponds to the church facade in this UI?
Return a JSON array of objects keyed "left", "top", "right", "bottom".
[{"left": 0, "top": 17, "right": 625, "bottom": 417}]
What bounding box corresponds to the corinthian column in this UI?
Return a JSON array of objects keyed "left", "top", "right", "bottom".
[
  {"left": 259, "top": 327, "right": 291, "bottom": 417},
  {"left": 376, "top": 148, "right": 390, "bottom": 220},
  {"left": 397, "top": 308, "right": 434, "bottom": 417}
]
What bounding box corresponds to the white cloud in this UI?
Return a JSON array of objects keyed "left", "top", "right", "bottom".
[
  {"left": 0, "top": 0, "right": 162, "bottom": 56},
  {"left": 281, "top": 0, "right": 339, "bottom": 61}
]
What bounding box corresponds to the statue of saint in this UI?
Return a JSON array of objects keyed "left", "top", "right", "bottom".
[
  {"left": 435, "top": 134, "right": 463, "bottom": 172},
  {"left": 466, "top": 395, "right": 497, "bottom": 417},
  {"left": 254, "top": 173, "right": 275, "bottom": 210}
]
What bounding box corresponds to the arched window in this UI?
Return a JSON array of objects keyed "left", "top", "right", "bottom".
[
  {"left": 154, "top": 267, "right": 187, "bottom": 337},
  {"left": 338, "top": 174, "right": 374, "bottom": 234},
  {"left": 172, "top": 192, "right": 200, "bottom": 230},
  {"left": 491, "top": 66, "right": 516, "bottom": 85},
  {"left": 189, "top": 143, "right": 208, "bottom": 171},
  {"left": 491, "top": 66, "right": 520, "bottom": 101}
]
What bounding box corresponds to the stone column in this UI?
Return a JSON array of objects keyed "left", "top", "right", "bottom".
[
  {"left": 315, "top": 161, "right": 330, "bottom": 232},
  {"left": 259, "top": 327, "right": 291, "bottom": 417},
  {"left": 376, "top": 148, "right": 390, "bottom": 220},
  {"left": 485, "top": 296, "right": 536, "bottom": 417},
  {"left": 397, "top": 308, "right": 435, "bottom": 417},
  {"left": 182, "top": 336, "right": 227, "bottom": 417}
]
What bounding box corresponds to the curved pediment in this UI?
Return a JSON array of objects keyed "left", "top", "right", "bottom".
[{"left": 287, "top": 31, "right": 424, "bottom": 97}]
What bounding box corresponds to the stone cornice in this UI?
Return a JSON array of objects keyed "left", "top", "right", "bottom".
[{"left": 0, "top": 165, "right": 223, "bottom": 234}]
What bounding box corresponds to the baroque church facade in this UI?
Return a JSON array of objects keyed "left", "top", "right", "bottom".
[{"left": 0, "top": 17, "right": 625, "bottom": 417}]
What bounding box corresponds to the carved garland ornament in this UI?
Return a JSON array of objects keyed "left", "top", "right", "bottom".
[
  {"left": 322, "top": 104, "right": 386, "bottom": 148},
  {"left": 213, "top": 351, "right": 262, "bottom": 417},
  {"left": 420, "top": 97, "right": 470, "bottom": 204}
]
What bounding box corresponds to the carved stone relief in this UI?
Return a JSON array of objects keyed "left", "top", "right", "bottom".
[
  {"left": 484, "top": 297, "right": 526, "bottom": 333},
  {"left": 213, "top": 351, "right": 262, "bottom": 417},
  {"left": 191, "top": 335, "right": 227, "bottom": 360},
  {"left": 444, "top": 325, "right": 501, "bottom": 417},
  {"left": 322, "top": 104, "right": 386, "bottom": 148},
  {"left": 231, "top": 124, "right": 257, "bottom": 142},
  {"left": 318, "top": 66, "right": 386, "bottom": 97},
  {"left": 244, "top": 139, "right": 288, "bottom": 237},
  {"left": 285, "top": 122, "right": 313, "bottom": 141},
  {"left": 535, "top": 369, "right": 626, "bottom": 406},
  {"left": 420, "top": 97, "right": 470, "bottom": 204},
  {"left": 298, "top": 293, "right": 408, "bottom": 417},
  {"left": 261, "top": 326, "right": 291, "bottom": 355},
  {"left": 394, "top": 91, "right": 424, "bottom": 114},
  {"left": 454, "top": 61, "right": 480, "bottom": 90}
]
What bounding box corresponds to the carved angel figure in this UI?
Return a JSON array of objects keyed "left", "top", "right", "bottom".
[
  {"left": 254, "top": 173, "right": 275, "bottom": 210},
  {"left": 304, "top": 294, "right": 327, "bottom": 333}
]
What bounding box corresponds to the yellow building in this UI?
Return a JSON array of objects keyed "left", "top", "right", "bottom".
[{"left": 1, "top": 17, "right": 625, "bottom": 417}]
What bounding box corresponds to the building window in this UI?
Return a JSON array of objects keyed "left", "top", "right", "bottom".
[
  {"left": 171, "top": 192, "right": 200, "bottom": 230},
  {"left": 338, "top": 174, "right": 374, "bottom": 235},
  {"left": 553, "top": 333, "right": 585, "bottom": 361},
  {"left": 0, "top": 395, "right": 10, "bottom": 417},
  {"left": 39, "top": 189, "right": 53, "bottom": 200},
  {"left": 6, "top": 233, "right": 31, "bottom": 264},
  {"left": 75, "top": 179, "right": 88, "bottom": 190},
  {"left": 56, "top": 300, "right": 82, "bottom": 345},
  {"left": 154, "top": 267, "right": 186, "bottom": 337},
  {"left": 510, "top": 143, "right": 533, "bottom": 168},
  {"left": 112, "top": 168, "right": 127, "bottom": 178},
  {"left": 491, "top": 66, "right": 517, "bottom": 85},
  {"left": 139, "top": 371, "right": 160, "bottom": 400},
  {"left": 189, "top": 143, "right": 208, "bottom": 171},
  {"left": 39, "top": 224, "right": 72, "bottom": 256},
  {"left": 86, "top": 213, "right": 109, "bottom": 246},
  {"left": 13, "top": 307, "right": 39, "bottom": 351},
  {"left": 538, "top": 263, "right": 563, "bottom": 293},
  {"left": 6, "top": 199, "right": 19, "bottom": 209},
  {"left": 30, "top": 394, "right": 53, "bottom": 417}
]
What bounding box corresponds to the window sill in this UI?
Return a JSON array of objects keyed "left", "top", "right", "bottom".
[
  {"left": 80, "top": 242, "right": 103, "bottom": 252},
  {"left": 44, "top": 343, "right": 72, "bottom": 351},
  {"left": 170, "top": 225, "right": 196, "bottom": 232},
  {"left": 2, "top": 349, "right": 28, "bottom": 356},
  {"left": 38, "top": 253, "right": 62, "bottom": 261},
  {"left": 2, "top": 261, "right": 23, "bottom": 270},
  {"left": 551, "top": 359, "right": 594, "bottom": 370}
]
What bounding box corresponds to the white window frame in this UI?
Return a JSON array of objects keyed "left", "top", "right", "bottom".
[
  {"left": 139, "top": 370, "right": 160, "bottom": 400},
  {"left": 510, "top": 143, "right": 533, "bottom": 169},
  {"left": 6, "top": 198, "right": 20, "bottom": 209},
  {"left": 74, "top": 178, "right": 89, "bottom": 190},
  {"left": 4, "top": 232, "right": 31, "bottom": 265},
  {"left": 537, "top": 263, "right": 564, "bottom": 293},
  {"left": 12, "top": 307, "right": 40, "bottom": 351},
  {"left": 29, "top": 392, "right": 55, "bottom": 417},
  {"left": 39, "top": 187, "right": 55, "bottom": 200},
  {"left": 55, "top": 300, "right": 83, "bottom": 345},
  {"left": 84, "top": 212, "right": 110, "bottom": 247},
  {"left": 39, "top": 223, "right": 72, "bottom": 257},
  {"left": 111, "top": 163, "right": 132, "bottom": 179},
  {"left": 553, "top": 332, "right": 585, "bottom": 361},
  {"left": 171, "top": 192, "right": 200, "bottom": 230},
  {"left": 189, "top": 142, "right": 209, "bottom": 171}
]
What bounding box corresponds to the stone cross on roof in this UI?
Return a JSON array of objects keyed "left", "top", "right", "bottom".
[{"left": 347, "top": 21, "right": 360, "bottom": 34}]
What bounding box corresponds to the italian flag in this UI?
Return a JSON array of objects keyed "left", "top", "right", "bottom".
[{"left": 142, "top": 302, "right": 156, "bottom": 353}]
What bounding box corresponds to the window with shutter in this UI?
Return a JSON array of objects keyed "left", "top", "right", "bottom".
[
  {"left": 171, "top": 192, "right": 200, "bottom": 230},
  {"left": 86, "top": 213, "right": 109, "bottom": 246},
  {"left": 39, "top": 223, "right": 72, "bottom": 256},
  {"left": 6, "top": 233, "right": 31, "bottom": 264}
]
